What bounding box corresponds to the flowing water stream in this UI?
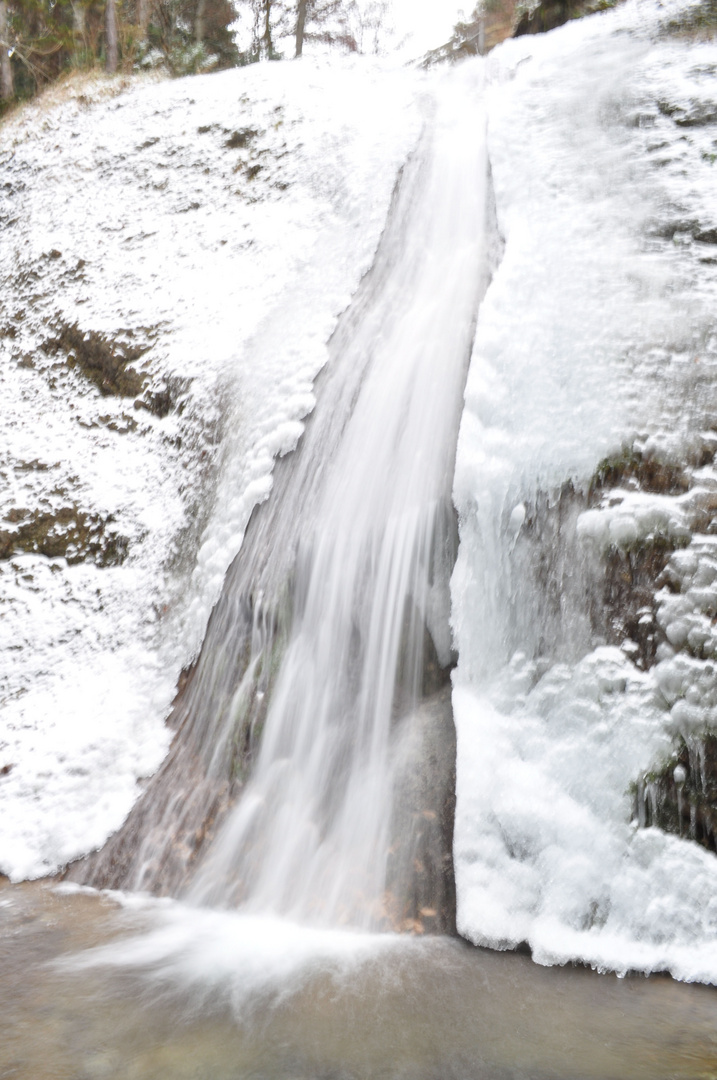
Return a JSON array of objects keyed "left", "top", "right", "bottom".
[{"left": 3, "top": 881, "right": 717, "bottom": 1080}]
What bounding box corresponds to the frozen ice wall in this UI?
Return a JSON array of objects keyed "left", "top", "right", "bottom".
[{"left": 453, "top": 0, "right": 717, "bottom": 980}]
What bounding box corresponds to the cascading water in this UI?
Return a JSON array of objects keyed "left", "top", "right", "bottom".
[{"left": 76, "top": 62, "right": 493, "bottom": 930}]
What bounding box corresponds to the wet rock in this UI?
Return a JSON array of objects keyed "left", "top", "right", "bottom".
[
  {"left": 580, "top": 444, "right": 708, "bottom": 668},
  {"left": 589, "top": 446, "right": 691, "bottom": 498},
  {"left": 514, "top": 0, "right": 616, "bottom": 37},
  {"left": 659, "top": 100, "right": 717, "bottom": 127},
  {"left": 660, "top": 0, "right": 717, "bottom": 37},
  {"left": 385, "top": 686, "right": 457, "bottom": 935},
  {"left": 514, "top": 0, "right": 578, "bottom": 36},
  {"left": 635, "top": 734, "right": 717, "bottom": 852}
]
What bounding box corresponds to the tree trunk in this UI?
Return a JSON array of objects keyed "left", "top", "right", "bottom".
[
  {"left": 138, "top": 0, "right": 150, "bottom": 37},
  {"left": 106, "top": 0, "right": 118, "bottom": 73},
  {"left": 72, "top": 1, "right": 85, "bottom": 34},
  {"left": 262, "top": 0, "right": 272, "bottom": 57},
  {"left": 295, "top": 0, "right": 307, "bottom": 57},
  {"left": 0, "top": 0, "right": 13, "bottom": 102},
  {"left": 195, "top": 0, "right": 206, "bottom": 43},
  {"left": 71, "top": 1, "right": 86, "bottom": 65}
]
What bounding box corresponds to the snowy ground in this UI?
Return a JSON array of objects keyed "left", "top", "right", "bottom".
[
  {"left": 452, "top": 0, "right": 717, "bottom": 981},
  {"left": 0, "top": 58, "right": 423, "bottom": 879}
]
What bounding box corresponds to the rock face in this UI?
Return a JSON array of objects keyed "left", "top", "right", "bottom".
[
  {"left": 567, "top": 438, "right": 717, "bottom": 851},
  {"left": 496, "top": 429, "right": 717, "bottom": 861},
  {"left": 386, "top": 685, "right": 457, "bottom": 935},
  {"left": 637, "top": 734, "right": 717, "bottom": 852},
  {"left": 514, "top": 0, "right": 581, "bottom": 37}
]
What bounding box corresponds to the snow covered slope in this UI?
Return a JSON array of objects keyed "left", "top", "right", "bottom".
[{"left": 0, "top": 59, "right": 423, "bottom": 879}]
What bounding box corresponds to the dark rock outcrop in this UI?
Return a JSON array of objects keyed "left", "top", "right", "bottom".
[{"left": 635, "top": 735, "right": 717, "bottom": 852}]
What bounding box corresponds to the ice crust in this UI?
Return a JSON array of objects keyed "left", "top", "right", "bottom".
[
  {"left": 0, "top": 58, "right": 423, "bottom": 880},
  {"left": 452, "top": 0, "right": 717, "bottom": 981}
]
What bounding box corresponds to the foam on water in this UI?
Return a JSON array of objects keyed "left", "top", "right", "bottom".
[{"left": 61, "top": 899, "right": 401, "bottom": 1016}]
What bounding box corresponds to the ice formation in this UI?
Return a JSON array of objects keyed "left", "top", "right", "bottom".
[{"left": 452, "top": 0, "right": 717, "bottom": 980}]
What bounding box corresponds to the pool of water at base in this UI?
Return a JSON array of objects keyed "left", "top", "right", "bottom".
[{"left": 1, "top": 880, "right": 717, "bottom": 1080}]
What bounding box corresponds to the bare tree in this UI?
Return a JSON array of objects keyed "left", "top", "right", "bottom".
[
  {"left": 349, "top": 0, "right": 391, "bottom": 54},
  {"left": 106, "top": 0, "right": 119, "bottom": 71},
  {"left": 71, "top": 1, "right": 86, "bottom": 35},
  {"left": 0, "top": 0, "right": 13, "bottom": 101},
  {"left": 261, "top": 0, "right": 273, "bottom": 56},
  {"left": 138, "top": 0, "right": 151, "bottom": 36},
  {"left": 195, "top": 0, "right": 207, "bottom": 42},
  {"left": 294, "top": 0, "right": 358, "bottom": 56},
  {"left": 70, "top": 1, "right": 87, "bottom": 65},
  {"left": 295, "top": 0, "right": 307, "bottom": 54}
]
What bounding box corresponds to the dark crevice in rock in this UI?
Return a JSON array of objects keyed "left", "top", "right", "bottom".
[
  {"left": 385, "top": 686, "right": 457, "bottom": 936},
  {"left": 595, "top": 544, "right": 669, "bottom": 669}
]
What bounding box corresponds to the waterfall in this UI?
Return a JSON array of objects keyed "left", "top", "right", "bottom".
[{"left": 77, "top": 61, "right": 492, "bottom": 930}]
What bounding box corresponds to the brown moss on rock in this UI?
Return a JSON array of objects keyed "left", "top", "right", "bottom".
[
  {"left": 42, "top": 322, "right": 150, "bottom": 399},
  {"left": 40, "top": 320, "right": 190, "bottom": 419},
  {"left": 589, "top": 446, "right": 690, "bottom": 499},
  {"left": 0, "top": 504, "right": 129, "bottom": 565}
]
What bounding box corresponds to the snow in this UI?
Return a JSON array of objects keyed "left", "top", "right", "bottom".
[
  {"left": 452, "top": 0, "right": 717, "bottom": 982},
  {"left": 0, "top": 57, "right": 424, "bottom": 880},
  {"left": 4, "top": 0, "right": 717, "bottom": 987}
]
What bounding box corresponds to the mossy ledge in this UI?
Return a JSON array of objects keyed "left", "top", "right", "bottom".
[
  {"left": 41, "top": 321, "right": 188, "bottom": 418},
  {"left": 0, "top": 504, "right": 129, "bottom": 566}
]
